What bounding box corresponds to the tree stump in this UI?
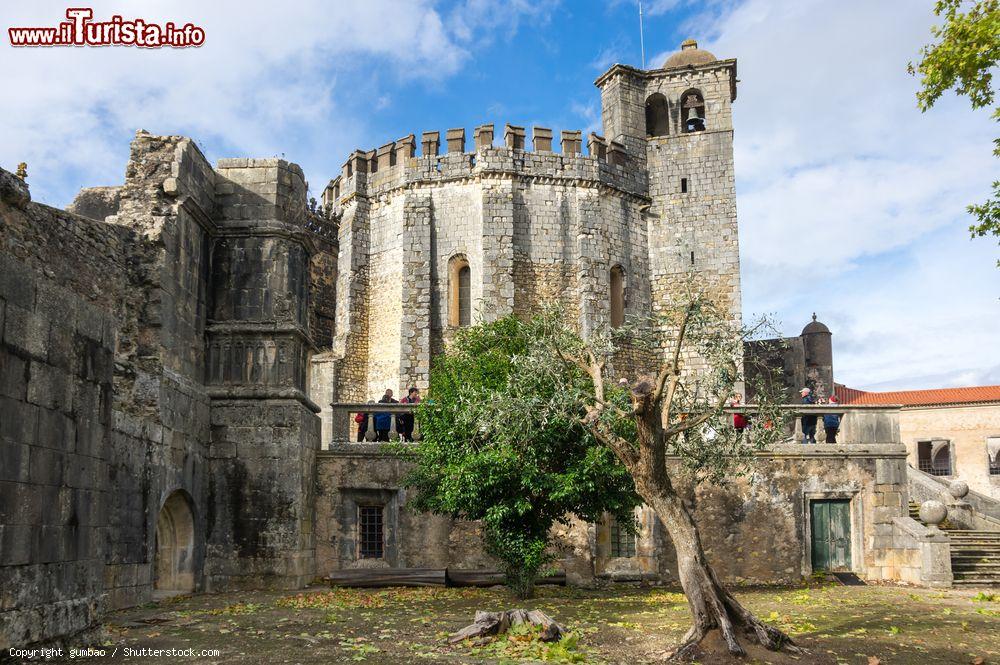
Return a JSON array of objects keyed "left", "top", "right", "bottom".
[{"left": 447, "top": 609, "right": 566, "bottom": 644}]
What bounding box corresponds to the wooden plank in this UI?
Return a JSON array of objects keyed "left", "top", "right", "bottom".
[
  {"left": 446, "top": 569, "right": 505, "bottom": 587},
  {"left": 446, "top": 569, "right": 566, "bottom": 587},
  {"left": 326, "top": 568, "right": 567, "bottom": 588},
  {"left": 326, "top": 568, "right": 446, "bottom": 587}
]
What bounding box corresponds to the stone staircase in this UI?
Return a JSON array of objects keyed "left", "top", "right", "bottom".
[{"left": 909, "top": 502, "right": 1000, "bottom": 586}]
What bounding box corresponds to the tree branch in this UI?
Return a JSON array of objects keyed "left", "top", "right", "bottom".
[
  {"left": 651, "top": 302, "right": 693, "bottom": 407},
  {"left": 582, "top": 409, "right": 638, "bottom": 469}
]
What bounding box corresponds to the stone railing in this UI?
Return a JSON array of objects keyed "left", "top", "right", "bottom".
[
  {"left": 724, "top": 404, "right": 901, "bottom": 445},
  {"left": 325, "top": 402, "right": 900, "bottom": 450},
  {"left": 326, "top": 402, "right": 419, "bottom": 449}
]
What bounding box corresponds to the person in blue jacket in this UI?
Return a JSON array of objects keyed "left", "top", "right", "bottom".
[
  {"left": 374, "top": 389, "right": 398, "bottom": 441},
  {"left": 822, "top": 394, "right": 842, "bottom": 443},
  {"left": 800, "top": 387, "right": 817, "bottom": 444}
]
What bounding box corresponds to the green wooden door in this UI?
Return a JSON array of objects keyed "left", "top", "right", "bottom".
[{"left": 810, "top": 500, "right": 852, "bottom": 571}]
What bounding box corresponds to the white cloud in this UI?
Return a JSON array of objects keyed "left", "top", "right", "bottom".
[
  {"left": 689, "top": 0, "right": 1000, "bottom": 389},
  {"left": 0, "top": 1, "right": 550, "bottom": 205}
]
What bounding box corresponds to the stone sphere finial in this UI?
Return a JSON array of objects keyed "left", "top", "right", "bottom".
[
  {"left": 918, "top": 500, "right": 947, "bottom": 527},
  {"left": 949, "top": 480, "right": 969, "bottom": 499}
]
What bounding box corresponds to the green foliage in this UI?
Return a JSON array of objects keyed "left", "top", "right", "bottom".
[
  {"left": 910, "top": 0, "right": 1000, "bottom": 263},
  {"left": 398, "top": 316, "right": 639, "bottom": 598}
]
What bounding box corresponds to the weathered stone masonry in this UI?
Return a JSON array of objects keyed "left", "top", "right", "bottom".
[{"left": 0, "top": 132, "right": 337, "bottom": 648}]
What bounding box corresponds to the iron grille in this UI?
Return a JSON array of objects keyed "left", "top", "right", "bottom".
[
  {"left": 609, "top": 517, "right": 637, "bottom": 558},
  {"left": 358, "top": 505, "right": 384, "bottom": 559},
  {"left": 918, "top": 460, "right": 951, "bottom": 477}
]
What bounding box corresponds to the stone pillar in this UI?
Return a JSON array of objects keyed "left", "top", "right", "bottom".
[
  {"left": 399, "top": 193, "right": 432, "bottom": 390},
  {"left": 205, "top": 158, "right": 320, "bottom": 591},
  {"left": 480, "top": 182, "right": 515, "bottom": 321},
  {"left": 575, "top": 191, "right": 604, "bottom": 337}
]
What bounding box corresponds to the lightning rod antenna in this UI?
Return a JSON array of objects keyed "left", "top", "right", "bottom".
[{"left": 638, "top": 0, "right": 646, "bottom": 69}]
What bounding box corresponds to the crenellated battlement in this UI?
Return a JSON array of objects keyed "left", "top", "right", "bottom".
[{"left": 323, "top": 123, "right": 645, "bottom": 209}]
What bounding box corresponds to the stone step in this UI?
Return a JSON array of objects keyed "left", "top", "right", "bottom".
[{"left": 952, "top": 560, "right": 1000, "bottom": 568}]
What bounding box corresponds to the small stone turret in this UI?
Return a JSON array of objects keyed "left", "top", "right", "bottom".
[{"left": 802, "top": 313, "right": 834, "bottom": 399}]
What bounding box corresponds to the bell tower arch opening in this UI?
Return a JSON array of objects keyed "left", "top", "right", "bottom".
[
  {"left": 154, "top": 490, "right": 197, "bottom": 597},
  {"left": 681, "top": 89, "right": 706, "bottom": 133},
  {"left": 645, "top": 93, "right": 669, "bottom": 137}
]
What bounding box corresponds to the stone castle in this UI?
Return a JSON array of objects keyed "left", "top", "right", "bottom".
[{"left": 2, "top": 40, "right": 993, "bottom": 649}]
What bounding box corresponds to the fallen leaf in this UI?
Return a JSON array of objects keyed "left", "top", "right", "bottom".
[{"left": 868, "top": 658, "right": 881, "bottom": 665}]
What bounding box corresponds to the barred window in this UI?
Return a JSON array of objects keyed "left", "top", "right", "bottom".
[
  {"left": 358, "top": 505, "right": 384, "bottom": 559},
  {"left": 609, "top": 516, "right": 637, "bottom": 558},
  {"left": 917, "top": 439, "right": 953, "bottom": 477}
]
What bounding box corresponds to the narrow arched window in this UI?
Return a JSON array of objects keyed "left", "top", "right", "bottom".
[
  {"left": 681, "top": 89, "right": 706, "bottom": 133},
  {"left": 610, "top": 265, "right": 625, "bottom": 328},
  {"left": 645, "top": 93, "right": 669, "bottom": 137},
  {"left": 448, "top": 255, "right": 472, "bottom": 327}
]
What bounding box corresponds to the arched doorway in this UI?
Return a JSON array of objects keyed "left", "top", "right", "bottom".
[{"left": 154, "top": 490, "right": 196, "bottom": 597}]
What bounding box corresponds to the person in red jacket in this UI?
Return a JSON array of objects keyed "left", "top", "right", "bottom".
[{"left": 731, "top": 394, "right": 749, "bottom": 433}]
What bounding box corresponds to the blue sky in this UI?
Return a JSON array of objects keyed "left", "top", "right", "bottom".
[{"left": 2, "top": 0, "right": 998, "bottom": 390}]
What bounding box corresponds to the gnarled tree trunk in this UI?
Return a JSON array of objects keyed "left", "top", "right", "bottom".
[{"left": 637, "top": 477, "right": 797, "bottom": 660}]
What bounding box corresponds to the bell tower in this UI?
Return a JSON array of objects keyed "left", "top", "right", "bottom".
[{"left": 596, "top": 39, "right": 741, "bottom": 331}]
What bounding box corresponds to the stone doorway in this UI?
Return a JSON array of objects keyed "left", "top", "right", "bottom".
[{"left": 154, "top": 490, "right": 196, "bottom": 598}]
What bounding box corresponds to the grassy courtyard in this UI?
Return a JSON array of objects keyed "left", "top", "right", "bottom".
[{"left": 58, "top": 582, "right": 998, "bottom": 664}]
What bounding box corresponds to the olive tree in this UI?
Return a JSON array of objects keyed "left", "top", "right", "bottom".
[{"left": 518, "top": 283, "right": 796, "bottom": 659}]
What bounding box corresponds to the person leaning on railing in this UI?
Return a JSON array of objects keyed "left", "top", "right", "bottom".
[
  {"left": 821, "top": 394, "right": 841, "bottom": 443},
  {"left": 374, "top": 389, "right": 397, "bottom": 441},
  {"left": 799, "top": 388, "right": 817, "bottom": 444}
]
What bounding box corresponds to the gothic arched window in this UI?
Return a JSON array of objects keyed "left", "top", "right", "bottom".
[{"left": 448, "top": 255, "right": 472, "bottom": 327}]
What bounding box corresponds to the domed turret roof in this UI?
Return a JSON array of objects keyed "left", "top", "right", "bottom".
[
  {"left": 802, "top": 313, "right": 830, "bottom": 335},
  {"left": 662, "top": 39, "right": 718, "bottom": 69}
]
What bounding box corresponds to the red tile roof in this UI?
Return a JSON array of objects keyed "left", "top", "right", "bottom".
[{"left": 834, "top": 383, "right": 1000, "bottom": 407}]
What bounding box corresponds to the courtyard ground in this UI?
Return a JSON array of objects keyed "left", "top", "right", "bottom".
[{"left": 51, "top": 581, "right": 999, "bottom": 664}]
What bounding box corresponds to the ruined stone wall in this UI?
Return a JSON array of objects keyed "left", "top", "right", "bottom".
[
  {"left": 2, "top": 133, "right": 330, "bottom": 646},
  {"left": 0, "top": 172, "right": 126, "bottom": 647},
  {"left": 103, "top": 134, "right": 216, "bottom": 610}
]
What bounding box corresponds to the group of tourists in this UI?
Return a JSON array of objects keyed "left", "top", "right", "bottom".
[
  {"left": 355, "top": 387, "right": 421, "bottom": 442},
  {"left": 798, "top": 387, "right": 841, "bottom": 444},
  {"left": 729, "top": 387, "right": 842, "bottom": 444}
]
